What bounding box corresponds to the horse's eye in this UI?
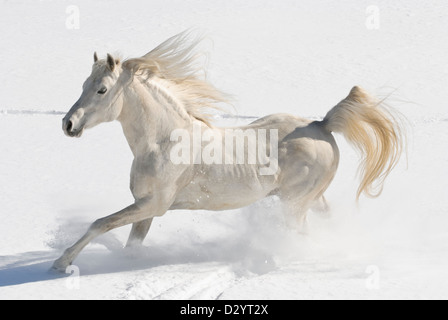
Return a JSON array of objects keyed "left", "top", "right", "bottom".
[{"left": 97, "top": 87, "right": 107, "bottom": 94}]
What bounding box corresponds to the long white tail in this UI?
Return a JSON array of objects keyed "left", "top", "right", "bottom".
[{"left": 323, "top": 86, "right": 405, "bottom": 199}]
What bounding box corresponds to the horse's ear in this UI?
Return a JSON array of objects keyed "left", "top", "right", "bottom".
[
  {"left": 94, "top": 52, "right": 99, "bottom": 63},
  {"left": 107, "top": 53, "right": 116, "bottom": 72}
]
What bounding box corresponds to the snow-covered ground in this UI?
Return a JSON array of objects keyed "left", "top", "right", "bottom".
[{"left": 1, "top": 0, "right": 447, "bottom": 300}]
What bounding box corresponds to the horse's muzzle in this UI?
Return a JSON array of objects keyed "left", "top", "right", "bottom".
[{"left": 62, "top": 117, "right": 84, "bottom": 138}]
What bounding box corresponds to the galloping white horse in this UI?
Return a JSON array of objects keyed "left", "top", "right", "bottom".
[{"left": 53, "top": 31, "right": 404, "bottom": 271}]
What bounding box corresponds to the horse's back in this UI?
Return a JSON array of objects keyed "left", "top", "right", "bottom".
[{"left": 244, "top": 113, "right": 311, "bottom": 138}]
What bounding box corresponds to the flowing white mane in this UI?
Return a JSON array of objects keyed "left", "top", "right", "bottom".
[{"left": 122, "top": 31, "right": 229, "bottom": 125}]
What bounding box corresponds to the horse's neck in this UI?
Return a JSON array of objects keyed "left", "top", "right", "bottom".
[{"left": 118, "top": 77, "right": 193, "bottom": 157}]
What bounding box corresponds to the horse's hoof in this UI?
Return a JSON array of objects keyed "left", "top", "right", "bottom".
[{"left": 51, "top": 259, "right": 70, "bottom": 273}]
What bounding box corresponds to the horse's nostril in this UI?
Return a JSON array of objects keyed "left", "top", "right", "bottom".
[{"left": 66, "top": 120, "right": 73, "bottom": 132}]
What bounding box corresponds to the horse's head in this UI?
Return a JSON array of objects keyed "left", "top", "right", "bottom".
[{"left": 63, "top": 53, "right": 125, "bottom": 137}]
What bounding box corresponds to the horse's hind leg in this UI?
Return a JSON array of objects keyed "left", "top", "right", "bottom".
[
  {"left": 281, "top": 197, "right": 313, "bottom": 234},
  {"left": 311, "top": 195, "right": 331, "bottom": 217},
  {"left": 126, "top": 218, "right": 153, "bottom": 248}
]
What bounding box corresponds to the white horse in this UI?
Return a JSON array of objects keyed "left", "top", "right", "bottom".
[{"left": 53, "top": 31, "right": 404, "bottom": 271}]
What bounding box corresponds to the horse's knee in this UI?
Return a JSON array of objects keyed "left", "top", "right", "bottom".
[{"left": 89, "top": 218, "right": 111, "bottom": 234}]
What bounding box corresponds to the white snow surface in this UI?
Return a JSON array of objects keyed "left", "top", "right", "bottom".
[{"left": 1, "top": 0, "right": 448, "bottom": 300}]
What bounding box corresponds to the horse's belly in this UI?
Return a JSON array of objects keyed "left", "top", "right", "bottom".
[
  {"left": 172, "top": 188, "right": 265, "bottom": 210},
  {"left": 170, "top": 165, "right": 277, "bottom": 211}
]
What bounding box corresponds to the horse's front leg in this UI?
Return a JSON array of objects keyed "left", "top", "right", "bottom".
[
  {"left": 125, "top": 218, "right": 153, "bottom": 248},
  {"left": 52, "top": 197, "right": 166, "bottom": 272}
]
